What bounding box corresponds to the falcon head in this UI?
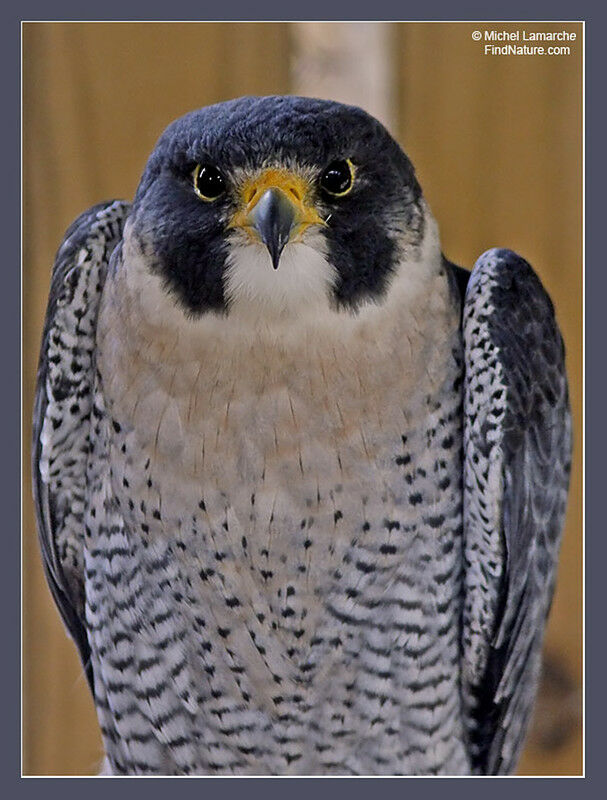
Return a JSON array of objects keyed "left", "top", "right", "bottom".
[{"left": 125, "top": 95, "right": 436, "bottom": 321}]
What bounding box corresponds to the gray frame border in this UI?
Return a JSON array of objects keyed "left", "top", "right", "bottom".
[{"left": 8, "top": 0, "right": 599, "bottom": 796}]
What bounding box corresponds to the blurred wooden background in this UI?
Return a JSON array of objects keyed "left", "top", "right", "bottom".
[{"left": 23, "top": 22, "right": 582, "bottom": 775}]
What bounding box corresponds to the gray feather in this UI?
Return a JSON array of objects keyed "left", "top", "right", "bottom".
[
  {"left": 461, "top": 248, "right": 572, "bottom": 774},
  {"left": 32, "top": 200, "right": 130, "bottom": 690}
]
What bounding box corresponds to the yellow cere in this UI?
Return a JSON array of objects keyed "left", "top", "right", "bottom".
[{"left": 229, "top": 168, "right": 326, "bottom": 240}]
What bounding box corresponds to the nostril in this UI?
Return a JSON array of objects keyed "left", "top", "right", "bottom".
[{"left": 288, "top": 186, "right": 302, "bottom": 203}]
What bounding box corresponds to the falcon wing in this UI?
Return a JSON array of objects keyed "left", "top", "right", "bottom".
[
  {"left": 460, "top": 248, "right": 572, "bottom": 774},
  {"left": 32, "top": 200, "right": 130, "bottom": 692}
]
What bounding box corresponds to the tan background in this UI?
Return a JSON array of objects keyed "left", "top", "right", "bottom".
[{"left": 23, "top": 22, "right": 583, "bottom": 776}]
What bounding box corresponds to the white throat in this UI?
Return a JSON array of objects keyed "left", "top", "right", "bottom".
[
  {"left": 223, "top": 230, "right": 337, "bottom": 323},
  {"left": 116, "top": 204, "right": 443, "bottom": 357}
]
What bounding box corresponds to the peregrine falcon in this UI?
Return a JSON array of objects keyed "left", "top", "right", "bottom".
[{"left": 32, "top": 95, "right": 572, "bottom": 775}]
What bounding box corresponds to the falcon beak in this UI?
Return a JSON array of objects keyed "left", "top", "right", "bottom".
[
  {"left": 249, "top": 188, "right": 296, "bottom": 270},
  {"left": 229, "top": 169, "right": 326, "bottom": 269}
]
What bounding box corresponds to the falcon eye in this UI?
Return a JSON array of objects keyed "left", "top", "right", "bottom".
[
  {"left": 193, "top": 164, "right": 226, "bottom": 201},
  {"left": 320, "top": 159, "right": 355, "bottom": 197}
]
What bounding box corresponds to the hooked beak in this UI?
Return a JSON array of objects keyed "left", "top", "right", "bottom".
[
  {"left": 228, "top": 169, "right": 326, "bottom": 270},
  {"left": 249, "top": 188, "right": 296, "bottom": 270}
]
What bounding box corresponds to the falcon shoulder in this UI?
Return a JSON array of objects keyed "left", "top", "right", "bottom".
[
  {"left": 459, "top": 248, "right": 572, "bottom": 774},
  {"left": 32, "top": 200, "right": 130, "bottom": 691}
]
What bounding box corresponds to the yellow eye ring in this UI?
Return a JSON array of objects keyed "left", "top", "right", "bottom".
[
  {"left": 320, "top": 158, "right": 356, "bottom": 197},
  {"left": 193, "top": 164, "right": 226, "bottom": 202}
]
